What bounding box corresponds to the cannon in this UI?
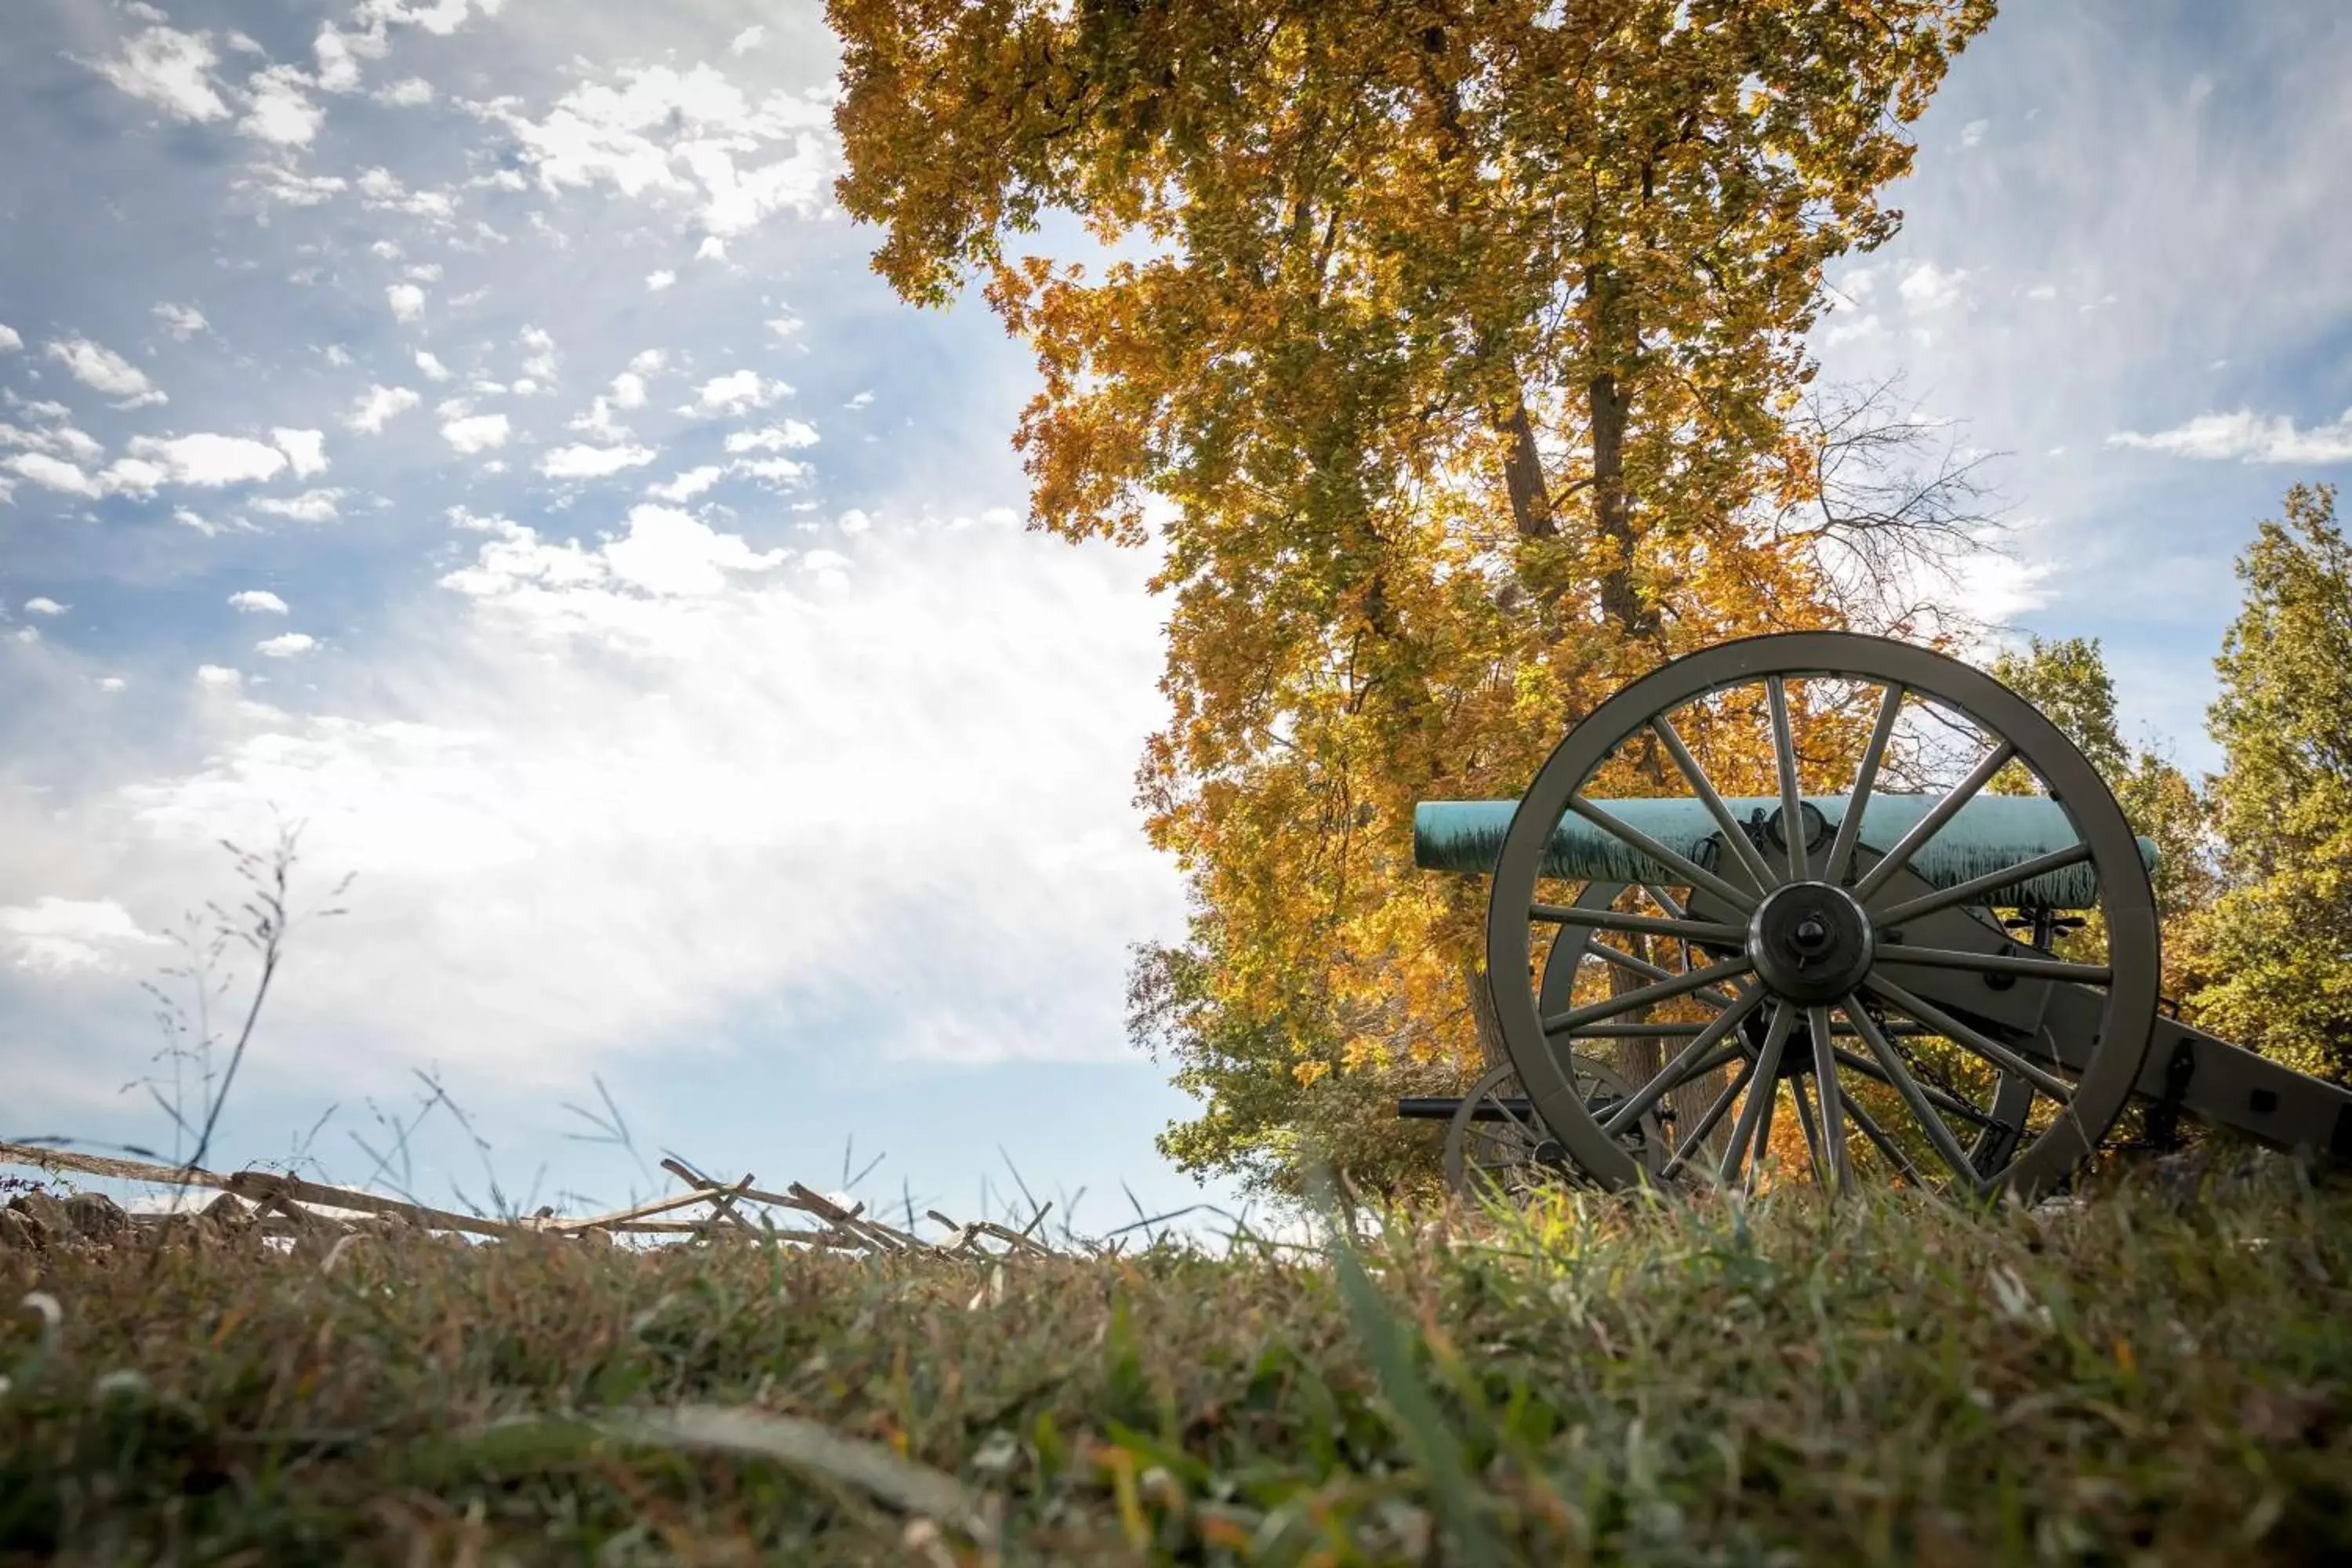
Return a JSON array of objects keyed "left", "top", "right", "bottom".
[{"left": 1398, "top": 632, "right": 2352, "bottom": 1203}]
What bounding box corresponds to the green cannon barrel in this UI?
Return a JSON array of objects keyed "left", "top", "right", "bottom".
[{"left": 1413, "top": 795, "right": 2156, "bottom": 911}]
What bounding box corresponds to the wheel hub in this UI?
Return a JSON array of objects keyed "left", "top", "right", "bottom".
[{"left": 1747, "top": 880, "right": 1874, "bottom": 1005}]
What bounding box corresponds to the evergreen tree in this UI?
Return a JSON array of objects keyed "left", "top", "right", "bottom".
[
  {"left": 1988, "top": 635, "right": 2215, "bottom": 992},
  {"left": 2183, "top": 484, "right": 2352, "bottom": 1082}
]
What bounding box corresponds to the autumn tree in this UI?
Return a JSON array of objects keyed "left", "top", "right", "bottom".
[
  {"left": 832, "top": 0, "right": 1998, "bottom": 1198},
  {"left": 2180, "top": 484, "right": 2352, "bottom": 1083}
]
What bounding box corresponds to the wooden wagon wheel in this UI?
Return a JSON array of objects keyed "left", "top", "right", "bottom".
[
  {"left": 1443, "top": 1054, "right": 1663, "bottom": 1201},
  {"left": 1486, "top": 633, "right": 2159, "bottom": 1203},
  {"left": 1532, "top": 878, "right": 2041, "bottom": 1183}
]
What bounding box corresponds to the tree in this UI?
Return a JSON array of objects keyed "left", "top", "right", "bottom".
[
  {"left": 833, "top": 0, "right": 1999, "bottom": 1198},
  {"left": 1988, "top": 633, "right": 2216, "bottom": 996},
  {"left": 2182, "top": 484, "right": 2352, "bottom": 1083}
]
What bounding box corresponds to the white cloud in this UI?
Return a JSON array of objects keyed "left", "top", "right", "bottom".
[
  {"left": 406, "top": 263, "right": 444, "bottom": 283},
  {"left": 609, "top": 371, "right": 648, "bottom": 409},
  {"left": 312, "top": 20, "right": 387, "bottom": 94},
  {"left": 229, "top": 590, "right": 289, "bottom": 615},
  {"left": 2107, "top": 408, "right": 2352, "bottom": 464},
  {"left": 273, "top": 428, "right": 329, "bottom": 479},
  {"left": 2024, "top": 283, "right": 2059, "bottom": 302},
  {"left": 728, "top": 25, "right": 767, "bottom": 55},
  {"left": 5, "top": 453, "right": 102, "bottom": 497},
  {"left": 97, "top": 677, "right": 126, "bottom": 693},
  {"left": 238, "top": 64, "right": 325, "bottom": 146},
  {"left": 844, "top": 390, "right": 873, "bottom": 411},
  {"left": 690, "top": 369, "right": 790, "bottom": 416},
  {"left": 0, "top": 325, "right": 20, "bottom": 353},
  {"left": 766, "top": 310, "right": 803, "bottom": 339},
  {"left": 249, "top": 488, "right": 344, "bottom": 522},
  {"left": 537, "top": 442, "right": 658, "bottom": 479},
  {"left": 194, "top": 665, "right": 243, "bottom": 688},
  {"left": 45, "top": 336, "right": 167, "bottom": 408},
  {"left": 1898, "top": 262, "right": 1970, "bottom": 314},
  {"left": 628, "top": 348, "right": 667, "bottom": 376},
  {"left": 696, "top": 236, "right": 728, "bottom": 262},
  {"left": 2, "top": 419, "right": 104, "bottom": 466},
  {"left": 152, "top": 302, "right": 208, "bottom": 340},
  {"left": 646, "top": 269, "right": 677, "bottom": 292},
  {"left": 837, "top": 509, "right": 872, "bottom": 534},
  {"left": 568, "top": 396, "right": 626, "bottom": 440},
  {"left": 377, "top": 77, "right": 435, "bottom": 107},
  {"left": 441, "top": 411, "right": 511, "bottom": 453},
  {"left": 357, "top": 0, "right": 509, "bottom": 38},
  {"left": 724, "top": 419, "right": 818, "bottom": 453},
  {"left": 1961, "top": 118, "right": 1989, "bottom": 148},
  {"left": 358, "top": 168, "right": 457, "bottom": 220},
  {"left": 24, "top": 597, "right": 67, "bottom": 616},
  {"left": 648, "top": 465, "right": 723, "bottom": 502},
  {"left": 731, "top": 456, "right": 812, "bottom": 488},
  {"left": 416, "top": 350, "right": 453, "bottom": 382},
  {"left": 256, "top": 632, "right": 319, "bottom": 658},
  {"left": 245, "top": 167, "right": 347, "bottom": 208},
  {"left": 0, "top": 897, "right": 167, "bottom": 976},
  {"left": 1824, "top": 313, "right": 1883, "bottom": 347},
  {"left": 387, "top": 283, "right": 427, "bottom": 322},
  {"left": 118, "top": 432, "right": 290, "bottom": 488},
  {"left": 347, "top": 384, "right": 422, "bottom": 433},
  {"left": 85, "top": 25, "right": 230, "bottom": 123},
  {"left": 96, "top": 457, "right": 169, "bottom": 496},
  {"left": 491, "top": 64, "right": 836, "bottom": 239}
]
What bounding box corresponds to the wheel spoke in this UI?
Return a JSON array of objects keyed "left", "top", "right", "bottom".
[
  {"left": 1863, "top": 975, "right": 2076, "bottom": 1104},
  {"left": 1719, "top": 1002, "right": 1794, "bottom": 1185},
  {"left": 1748, "top": 1076, "right": 1780, "bottom": 1191},
  {"left": 1567, "top": 795, "right": 1760, "bottom": 913},
  {"left": 1581, "top": 937, "right": 1740, "bottom": 1010},
  {"left": 1661, "top": 1054, "right": 1758, "bottom": 1180},
  {"left": 1852, "top": 739, "right": 2018, "bottom": 902},
  {"left": 1872, "top": 842, "right": 2095, "bottom": 927},
  {"left": 1675, "top": 1040, "right": 1751, "bottom": 1087},
  {"left": 1767, "top": 677, "right": 1809, "bottom": 883},
  {"left": 1602, "top": 984, "right": 1768, "bottom": 1135},
  {"left": 1821, "top": 683, "right": 1904, "bottom": 888},
  {"left": 1790, "top": 1075, "right": 1829, "bottom": 1186},
  {"left": 1806, "top": 1004, "right": 1850, "bottom": 1189},
  {"left": 1642, "top": 883, "right": 1689, "bottom": 920},
  {"left": 1875, "top": 943, "right": 2111, "bottom": 985},
  {"left": 1843, "top": 998, "right": 1982, "bottom": 1185},
  {"left": 1541, "top": 956, "right": 1752, "bottom": 1036},
  {"left": 1842, "top": 1091, "right": 1929, "bottom": 1187},
  {"left": 1530, "top": 902, "right": 1745, "bottom": 946},
  {"left": 1651, "top": 714, "right": 1779, "bottom": 893},
  {"left": 1828, "top": 1044, "right": 2000, "bottom": 1129}
]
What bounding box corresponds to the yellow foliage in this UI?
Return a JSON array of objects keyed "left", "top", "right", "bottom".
[{"left": 832, "top": 0, "right": 1998, "bottom": 1191}]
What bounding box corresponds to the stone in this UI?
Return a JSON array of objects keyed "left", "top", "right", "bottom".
[
  {"left": 63, "top": 1191, "right": 129, "bottom": 1240},
  {"left": 0, "top": 1207, "right": 45, "bottom": 1252}
]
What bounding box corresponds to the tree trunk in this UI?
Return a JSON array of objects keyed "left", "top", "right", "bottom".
[{"left": 1501, "top": 397, "right": 1556, "bottom": 539}]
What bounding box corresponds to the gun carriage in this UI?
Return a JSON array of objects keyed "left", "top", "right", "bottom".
[{"left": 1397, "top": 633, "right": 2352, "bottom": 1203}]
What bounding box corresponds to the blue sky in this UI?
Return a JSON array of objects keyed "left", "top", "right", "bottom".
[{"left": 2, "top": 1, "right": 2348, "bottom": 1233}]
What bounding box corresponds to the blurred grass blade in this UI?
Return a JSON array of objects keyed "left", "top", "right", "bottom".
[
  {"left": 1310, "top": 1169, "right": 1502, "bottom": 1563},
  {"left": 601, "top": 1404, "right": 996, "bottom": 1542}
]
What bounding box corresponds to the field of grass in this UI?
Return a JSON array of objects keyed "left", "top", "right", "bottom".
[{"left": 3, "top": 1152, "right": 2349, "bottom": 1566}]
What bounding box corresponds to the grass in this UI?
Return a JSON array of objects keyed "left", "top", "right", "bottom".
[{"left": 4, "top": 1154, "right": 2349, "bottom": 1565}]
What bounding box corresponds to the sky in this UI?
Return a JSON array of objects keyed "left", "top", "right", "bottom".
[{"left": 2, "top": 1, "right": 2348, "bottom": 1234}]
